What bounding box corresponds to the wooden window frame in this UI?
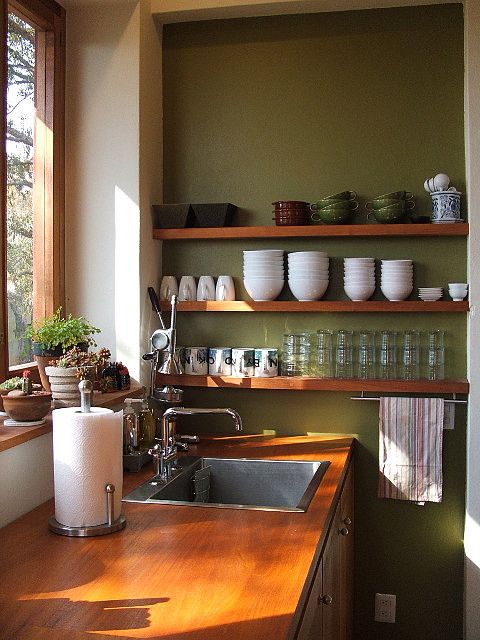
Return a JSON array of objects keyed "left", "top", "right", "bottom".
[{"left": 0, "top": 0, "right": 65, "bottom": 379}]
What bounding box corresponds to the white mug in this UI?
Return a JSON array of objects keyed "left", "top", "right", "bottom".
[
  {"left": 231, "top": 347, "right": 255, "bottom": 377},
  {"left": 208, "top": 347, "right": 233, "bottom": 376},
  {"left": 159, "top": 276, "right": 179, "bottom": 302},
  {"left": 215, "top": 276, "right": 235, "bottom": 301},
  {"left": 179, "top": 276, "right": 197, "bottom": 301},
  {"left": 197, "top": 276, "right": 216, "bottom": 301},
  {"left": 181, "top": 347, "right": 209, "bottom": 375},
  {"left": 254, "top": 348, "right": 278, "bottom": 378}
]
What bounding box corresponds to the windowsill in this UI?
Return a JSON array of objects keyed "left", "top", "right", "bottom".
[{"left": 0, "top": 381, "right": 144, "bottom": 453}]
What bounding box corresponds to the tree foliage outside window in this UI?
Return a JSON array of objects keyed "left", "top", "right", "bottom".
[{"left": 6, "top": 12, "right": 35, "bottom": 365}]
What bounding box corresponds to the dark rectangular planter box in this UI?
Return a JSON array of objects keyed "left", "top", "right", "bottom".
[
  {"left": 152, "top": 203, "right": 195, "bottom": 229},
  {"left": 191, "top": 202, "right": 237, "bottom": 227}
]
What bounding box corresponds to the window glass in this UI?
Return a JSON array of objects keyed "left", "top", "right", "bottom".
[{"left": 6, "top": 11, "right": 35, "bottom": 365}]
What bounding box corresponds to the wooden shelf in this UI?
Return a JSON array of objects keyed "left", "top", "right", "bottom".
[
  {"left": 157, "top": 374, "right": 469, "bottom": 394},
  {"left": 160, "top": 300, "right": 469, "bottom": 313},
  {"left": 153, "top": 222, "right": 468, "bottom": 240}
]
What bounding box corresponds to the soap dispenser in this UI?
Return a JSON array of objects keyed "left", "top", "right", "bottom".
[
  {"left": 138, "top": 398, "right": 156, "bottom": 451},
  {"left": 123, "top": 398, "right": 140, "bottom": 455}
]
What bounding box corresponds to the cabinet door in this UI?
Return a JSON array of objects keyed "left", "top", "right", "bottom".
[
  {"left": 296, "top": 563, "right": 324, "bottom": 640},
  {"left": 321, "top": 518, "right": 341, "bottom": 640},
  {"left": 337, "top": 466, "right": 354, "bottom": 640}
]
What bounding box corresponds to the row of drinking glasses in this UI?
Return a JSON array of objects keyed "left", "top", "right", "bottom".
[{"left": 281, "top": 330, "right": 446, "bottom": 379}]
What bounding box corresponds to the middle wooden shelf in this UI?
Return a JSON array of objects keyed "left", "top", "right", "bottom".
[{"left": 159, "top": 300, "right": 469, "bottom": 313}]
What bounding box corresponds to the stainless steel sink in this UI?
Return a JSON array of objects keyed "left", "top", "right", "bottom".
[{"left": 123, "top": 456, "right": 330, "bottom": 512}]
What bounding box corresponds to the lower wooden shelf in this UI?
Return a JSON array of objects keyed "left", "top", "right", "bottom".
[{"left": 156, "top": 374, "right": 469, "bottom": 394}]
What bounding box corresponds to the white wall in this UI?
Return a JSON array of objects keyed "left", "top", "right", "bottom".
[
  {"left": 464, "top": 1, "right": 480, "bottom": 635},
  {"left": 0, "top": 435, "right": 53, "bottom": 527}
]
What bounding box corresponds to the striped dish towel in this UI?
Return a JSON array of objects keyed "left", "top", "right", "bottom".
[{"left": 378, "top": 397, "right": 444, "bottom": 503}]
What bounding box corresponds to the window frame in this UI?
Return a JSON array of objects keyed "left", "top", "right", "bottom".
[{"left": 1, "top": 0, "right": 65, "bottom": 379}]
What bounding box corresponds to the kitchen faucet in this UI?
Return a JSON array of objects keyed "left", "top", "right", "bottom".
[{"left": 149, "top": 407, "right": 243, "bottom": 479}]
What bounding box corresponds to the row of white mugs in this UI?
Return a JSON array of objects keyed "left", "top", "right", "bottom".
[
  {"left": 180, "top": 346, "right": 278, "bottom": 377},
  {"left": 160, "top": 275, "right": 235, "bottom": 302}
]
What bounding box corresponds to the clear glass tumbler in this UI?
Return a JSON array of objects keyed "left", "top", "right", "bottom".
[
  {"left": 335, "top": 330, "right": 354, "bottom": 378},
  {"left": 402, "top": 329, "right": 420, "bottom": 380},
  {"left": 427, "top": 330, "right": 445, "bottom": 380},
  {"left": 281, "top": 332, "right": 310, "bottom": 376},
  {"left": 313, "top": 329, "right": 333, "bottom": 378},
  {"left": 378, "top": 330, "right": 398, "bottom": 379},
  {"left": 357, "top": 330, "right": 376, "bottom": 379}
]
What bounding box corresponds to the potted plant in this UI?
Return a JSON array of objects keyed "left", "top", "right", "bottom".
[
  {"left": 0, "top": 376, "right": 22, "bottom": 413},
  {"left": 45, "top": 346, "right": 111, "bottom": 408},
  {"left": 25, "top": 308, "right": 100, "bottom": 392},
  {"left": 2, "top": 371, "right": 52, "bottom": 423}
]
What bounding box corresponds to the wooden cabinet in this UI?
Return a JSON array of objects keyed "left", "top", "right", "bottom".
[{"left": 296, "top": 463, "right": 354, "bottom": 640}]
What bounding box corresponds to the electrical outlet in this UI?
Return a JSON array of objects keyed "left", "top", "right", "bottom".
[{"left": 375, "top": 593, "right": 396, "bottom": 623}]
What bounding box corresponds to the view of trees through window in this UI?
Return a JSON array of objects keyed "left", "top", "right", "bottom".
[{"left": 6, "top": 11, "right": 35, "bottom": 365}]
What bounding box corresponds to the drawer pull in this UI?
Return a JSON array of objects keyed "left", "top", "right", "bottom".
[
  {"left": 320, "top": 594, "right": 333, "bottom": 605},
  {"left": 343, "top": 517, "right": 352, "bottom": 526},
  {"left": 339, "top": 527, "right": 349, "bottom": 536}
]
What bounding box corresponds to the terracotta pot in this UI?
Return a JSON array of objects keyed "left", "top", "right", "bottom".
[
  {"left": 3, "top": 390, "right": 52, "bottom": 422},
  {"left": 0, "top": 388, "right": 9, "bottom": 412}
]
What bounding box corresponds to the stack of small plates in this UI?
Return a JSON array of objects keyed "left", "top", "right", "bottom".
[{"left": 418, "top": 287, "right": 443, "bottom": 301}]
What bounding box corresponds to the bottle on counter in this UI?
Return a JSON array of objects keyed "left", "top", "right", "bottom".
[
  {"left": 138, "top": 398, "right": 156, "bottom": 452},
  {"left": 123, "top": 398, "right": 140, "bottom": 455}
]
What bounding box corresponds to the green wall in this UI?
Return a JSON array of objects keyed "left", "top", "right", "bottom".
[{"left": 162, "top": 5, "right": 466, "bottom": 639}]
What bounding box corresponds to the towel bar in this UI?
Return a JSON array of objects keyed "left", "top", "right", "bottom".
[{"left": 350, "top": 391, "right": 467, "bottom": 405}]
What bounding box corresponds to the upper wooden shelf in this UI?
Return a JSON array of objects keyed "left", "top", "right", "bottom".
[
  {"left": 153, "top": 223, "right": 468, "bottom": 240},
  {"left": 156, "top": 374, "right": 469, "bottom": 394},
  {"left": 160, "top": 300, "right": 469, "bottom": 313}
]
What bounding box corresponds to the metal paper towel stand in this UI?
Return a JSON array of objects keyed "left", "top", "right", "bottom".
[{"left": 48, "top": 381, "right": 127, "bottom": 537}]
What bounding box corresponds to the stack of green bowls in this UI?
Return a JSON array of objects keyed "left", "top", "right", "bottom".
[
  {"left": 365, "top": 191, "right": 415, "bottom": 223},
  {"left": 309, "top": 191, "right": 358, "bottom": 225}
]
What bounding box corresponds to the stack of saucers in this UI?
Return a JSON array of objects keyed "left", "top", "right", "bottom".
[
  {"left": 380, "top": 259, "right": 413, "bottom": 301},
  {"left": 418, "top": 287, "right": 443, "bottom": 301},
  {"left": 343, "top": 257, "right": 376, "bottom": 301},
  {"left": 287, "top": 251, "right": 329, "bottom": 301},
  {"left": 243, "top": 250, "right": 284, "bottom": 301}
]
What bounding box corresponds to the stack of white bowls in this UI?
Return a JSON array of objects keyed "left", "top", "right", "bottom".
[
  {"left": 243, "top": 250, "right": 284, "bottom": 301},
  {"left": 381, "top": 260, "right": 413, "bottom": 301},
  {"left": 418, "top": 287, "right": 443, "bottom": 301},
  {"left": 287, "top": 251, "right": 329, "bottom": 301},
  {"left": 343, "top": 257, "right": 376, "bottom": 301}
]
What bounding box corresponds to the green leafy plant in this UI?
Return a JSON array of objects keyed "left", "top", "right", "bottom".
[
  {"left": 26, "top": 308, "right": 100, "bottom": 352},
  {"left": 54, "top": 346, "right": 111, "bottom": 369},
  {"left": 0, "top": 376, "right": 22, "bottom": 391}
]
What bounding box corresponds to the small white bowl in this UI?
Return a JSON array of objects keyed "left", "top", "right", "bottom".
[
  {"left": 344, "top": 284, "right": 376, "bottom": 301},
  {"left": 288, "top": 251, "right": 328, "bottom": 258},
  {"left": 381, "top": 284, "right": 413, "bottom": 301},
  {"left": 288, "top": 279, "right": 329, "bottom": 301},
  {"left": 244, "top": 277, "right": 284, "bottom": 301}
]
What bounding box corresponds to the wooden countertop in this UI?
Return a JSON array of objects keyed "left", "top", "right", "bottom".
[{"left": 0, "top": 435, "right": 353, "bottom": 640}]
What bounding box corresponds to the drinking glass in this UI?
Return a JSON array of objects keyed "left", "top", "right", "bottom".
[
  {"left": 281, "top": 332, "right": 310, "bottom": 376},
  {"left": 378, "top": 330, "right": 398, "bottom": 379},
  {"left": 427, "top": 330, "right": 445, "bottom": 380},
  {"left": 357, "top": 331, "right": 376, "bottom": 379},
  {"left": 312, "top": 330, "right": 333, "bottom": 378},
  {"left": 334, "top": 330, "right": 354, "bottom": 378},
  {"left": 401, "top": 330, "right": 420, "bottom": 380}
]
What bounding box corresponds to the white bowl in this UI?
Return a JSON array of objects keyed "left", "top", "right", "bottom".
[
  {"left": 344, "top": 267, "right": 375, "bottom": 275},
  {"left": 244, "top": 270, "right": 284, "bottom": 278},
  {"left": 344, "top": 257, "right": 375, "bottom": 263},
  {"left": 288, "top": 279, "right": 329, "bottom": 301},
  {"left": 243, "top": 258, "right": 284, "bottom": 265},
  {"left": 419, "top": 294, "right": 442, "bottom": 301},
  {"left": 288, "top": 259, "right": 330, "bottom": 267},
  {"left": 288, "top": 251, "right": 328, "bottom": 258},
  {"left": 344, "top": 283, "right": 376, "bottom": 301},
  {"left": 244, "top": 250, "right": 284, "bottom": 256},
  {"left": 289, "top": 269, "right": 330, "bottom": 276},
  {"left": 344, "top": 278, "right": 376, "bottom": 286},
  {"left": 381, "top": 284, "right": 413, "bottom": 301},
  {"left": 381, "top": 259, "right": 412, "bottom": 264},
  {"left": 244, "top": 277, "right": 284, "bottom": 301}
]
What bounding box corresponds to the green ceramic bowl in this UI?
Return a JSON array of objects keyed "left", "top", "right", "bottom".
[
  {"left": 367, "top": 204, "right": 406, "bottom": 223},
  {"left": 311, "top": 207, "right": 353, "bottom": 225},
  {"left": 314, "top": 190, "right": 357, "bottom": 207},
  {"left": 367, "top": 198, "right": 415, "bottom": 211},
  {"left": 375, "top": 191, "right": 414, "bottom": 201}
]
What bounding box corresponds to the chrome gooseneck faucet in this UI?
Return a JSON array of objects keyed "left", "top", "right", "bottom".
[{"left": 150, "top": 407, "right": 243, "bottom": 479}]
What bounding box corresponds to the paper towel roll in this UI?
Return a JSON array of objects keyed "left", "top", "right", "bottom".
[{"left": 52, "top": 406, "right": 123, "bottom": 528}]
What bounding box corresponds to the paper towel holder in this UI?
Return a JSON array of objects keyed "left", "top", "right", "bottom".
[
  {"left": 49, "top": 381, "right": 127, "bottom": 537},
  {"left": 48, "top": 483, "right": 127, "bottom": 537}
]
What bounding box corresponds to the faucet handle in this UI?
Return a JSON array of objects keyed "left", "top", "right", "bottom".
[{"left": 148, "top": 443, "right": 162, "bottom": 476}]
